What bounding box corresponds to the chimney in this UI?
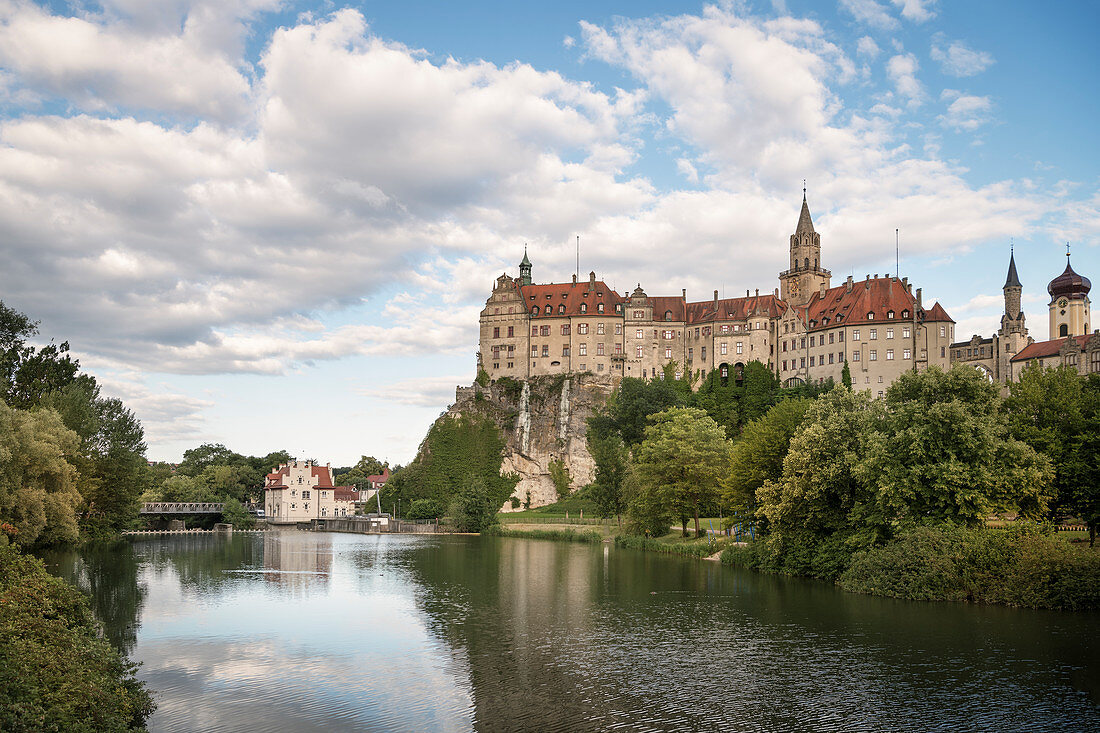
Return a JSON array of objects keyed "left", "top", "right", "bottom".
[
  {"left": 755, "top": 288, "right": 759, "bottom": 297},
  {"left": 916, "top": 287, "right": 923, "bottom": 307},
  {"left": 774, "top": 288, "right": 779, "bottom": 298},
  {"left": 864, "top": 275, "right": 870, "bottom": 290},
  {"left": 572, "top": 273, "right": 577, "bottom": 285},
  {"left": 902, "top": 276, "right": 908, "bottom": 287},
  {"left": 746, "top": 289, "right": 750, "bottom": 297},
  {"left": 682, "top": 288, "right": 686, "bottom": 299},
  {"left": 713, "top": 290, "right": 719, "bottom": 309},
  {"left": 819, "top": 282, "right": 826, "bottom": 298},
  {"left": 874, "top": 273, "right": 879, "bottom": 279}
]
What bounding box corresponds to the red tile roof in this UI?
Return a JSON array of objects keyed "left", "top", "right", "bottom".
[
  {"left": 333, "top": 486, "right": 358, "bottom": 502},
  {"left": 798, "top": 277, "right": 952, "bottom": 330},
  {"left": 685, "top": 294, "right": 784, "bottom": 324},
  {"left": 1012, "top": 334, "right": 1090, "bottom": 362},
  {"left": 650, "top": 296, "right": 686, "bottom": 322},
  {"left": 522, "top": 281, "right": 623, "bottom": 318},
  {"left": 366, "top": 468, "right": 390, "bottom": 484},
  {"left": 312, "top": 465, "right": 334, "bottom": 487}
]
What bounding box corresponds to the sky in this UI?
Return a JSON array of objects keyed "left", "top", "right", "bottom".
[{"left": 0, "top": 0, "right": 1097, "bottom": 465}]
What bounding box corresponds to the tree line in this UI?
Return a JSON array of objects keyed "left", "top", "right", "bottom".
[{"left": 583, "top": 359, "right": 1100, "bottom": 572}]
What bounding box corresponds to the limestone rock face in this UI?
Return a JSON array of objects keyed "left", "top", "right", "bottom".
[{"left": 449, "top": 374, "right": 615, "bottom": 510}]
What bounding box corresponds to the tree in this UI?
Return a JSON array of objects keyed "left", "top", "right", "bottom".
[
  {"left": 1005, "top": 364, "right": 1100, "bottom": 544},
  {"left": 448, "top": 476, "right": 500, "bottom": 533},
  {"left": 758, "top": 388, "right": 878, "bottom": 544},
  {"left": 605, "top": 377, "right": 685, "bottom": 446},
  {"left": 548, "top": 458, "right": 571, "bottom": 499},
  {"left": 858, "top": 365, "right": 1052, "bottom": 536},
  {"left": 724, "top": 397, "right": 811, "bottom": 519},
  {"left": 586, "top": 426, "right": 628, "bottom": 523},
  {"left": 0, "top": 403, "right": 83, "bottom": 547},
  {"left": 176, "top": 443, "right": 238, "bottom": 477},
  {"left": 841, "top": 360, "right": 852, "bottom": 389},
  {"left": 0, "top": 301, "right": 81, "bottom": 410},
  {"left": 220, "top": 498, "right": 254, "bottom": 529},
  {"left": 633, "top": 407, "right": 730, "bottom": 537}
]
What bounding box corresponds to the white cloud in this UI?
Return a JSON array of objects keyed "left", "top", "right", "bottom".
[
  {"left": 891, "top": 0, "right": 936, "bottom": 23},
  {"left": 856, "top": 36, "right": 880, "bottom": 59},
  {"left": 838, "top": 0, "right": 899, "bottom": 30},
  {"left": 931, "top": 37, "right": 995, "bottom": 77},
  {"left": 939, "top": 89, "right": 993, "bottom": 131},
  {"left": 357, "top": 375, "right": 471, "bottom": 407},
  {"left": 886, "top": 53, "right": 924, "bottom": 106}
]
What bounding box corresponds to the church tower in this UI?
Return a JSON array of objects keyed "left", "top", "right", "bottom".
[
  {"left": 1047, "top": 247, "right": 1091, "bottom": 339},
  {"left": 779, "top": 192, "right": 831, "bottom": 307},
  {"left": 997, "top": 250, "right": 1029, "bottom": 380},
  {"left": 519, "top": 247, "right": 532, "bottom": 286}
]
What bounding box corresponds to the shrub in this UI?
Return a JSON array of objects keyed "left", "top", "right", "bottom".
[{"left": 0, "top": 544, "right": 155, "bottom": 731}]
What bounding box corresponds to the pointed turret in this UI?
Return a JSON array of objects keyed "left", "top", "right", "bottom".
[
  {"left": 519, "top": 245, "right": 532, "bottom": 286},
  {"left": 795, "top": 194, "right": 815, "bottom": 235},
  {"left": 1004, "top": 252, "right": 1021, "bottom": 289}
]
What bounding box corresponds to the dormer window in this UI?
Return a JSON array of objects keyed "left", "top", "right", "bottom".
[
  {"left": 901, "top": 309, "right": 910, "bottom": 318},
  {"left": 580, "top": 303, "right": 587, "bottom": 313},
  {"left": 867, "top": 312, "right": 875, "bottom": 320},
  {"left": 598, "top": 303, "right": 605, "bottom": 313},
  {"left": 545, "top": 295, "right": 551, "bottom": 300},
  {"left": 532, "top": 306, "right": 539, "bottom": 315},
  {"left": 664, "top": 310, "right": 673, "bottom": 321},
  {"left": 558, "top": 304, "right": 565, "bottom": 314},
  {"left": 887, "top": 310, "right": 895, "bottom": 319}
]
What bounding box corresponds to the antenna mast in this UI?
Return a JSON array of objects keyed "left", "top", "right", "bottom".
[
  {"left": 895, "top": 228, "right": 900, "bottom": 280},
  {"left": 576, "top": 235, "right": 580, "bottom": 281}
]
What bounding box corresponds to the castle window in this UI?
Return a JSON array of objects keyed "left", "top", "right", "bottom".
[
  {"left": 615, "top": 324, "right": 622, "bottom": 335},
  {"left": 635, "top": 346, "right": 643, "bottom": 357},
  {"left": 596, "top": 323, "right": 604, "bottom": 335},
  {"left": 736, "top": 342, "right": 743, "bottom": 354},
  {"left": 867, "top": 312, "right": 875, "bottom": 320},
  {"left": 613, "top": 304, "right": 620, "bottom": 313},
  {"left": 662, "top": 330, "right": 673, "bottom": 340},
  {"left": 886, "top": 349, "right": 894, "bottom": 360},
  {"left": 597, "top": 343, "right": 605, "bottom": 356},
  {"left": 580, "top": 303, "right": 587, "bottom": 313},
  {"left": 542, "top": 345, "right": 549, "bottom": 357},
  {"left": 721, "top": 342, "right": 728, "bottom": 355},
  {"left": 558, "top": 304, "right": 566, "bottom": 314},
  {"left": 531, "top": 346, "right": 538, "bottom": 356},
  {"left": 578, "top": 323, "right": 588, "bottom": 335},
  {"left": 562, "top": 346, "right": 570, "bottom": 357},
  {"left": 636, "top": 329, "right": 643, "bottom": 339},
  {"left": 886, "top": 328, "right": 894, "bottom": 339},
  {"left": 887, "top": 310, "right": 895, "bottom": 319},
  {"left": 903, "top": 326, "right": 911, "bottom": 338},
  {"left": 664, "top": 348, "right": 672, "bottom": 359},
  {"left": 901, "top": 309, "right": 909, "bottom": 318},
  {"left": 507, "top": 326, "right": 514, "bottom": 337},
  {"left": 1060, "top": 324, "right": 1069, "bottom": 337},
  {"left": 870, "top": 350, "right": 877, "bottom": 361},
  {"left": 561, "top": 324, "right": 570, "bottom": 335},
  {"left": 532, "top": 306, "right": 539, "bottom": 315},
  {"left": 493, "top": 327, "right": 500, "bottom": 338},
  {"left": 810, "top": 356, "right": 815, "bottom": 367},
  {"left": 853, "top": 352, "right": 860, "bottom": 362},
  {"left": 688, "top": 347, "right": 694, "bottom": 361},
  {"left": 1091, "top": 351, "right": 1100, "bottom": 373},
  {"left": 541, "top": 325, "right": 550, "bottom": 336},
  {"left": 532, "top": 326, "right": 538, "bottom": 336},
  {"left": 903, "top": 349, "right": 912, "bottom": 360},
  {"left": 940, "top": 326, "right": 946, "bottom": 338},
  {"left": 870, "top": 329, "right": 877, "bottom": 340}
]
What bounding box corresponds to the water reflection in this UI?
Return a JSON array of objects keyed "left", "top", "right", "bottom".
[{"left": 41, "top": 532, "right": 1100, "bottom": 733}]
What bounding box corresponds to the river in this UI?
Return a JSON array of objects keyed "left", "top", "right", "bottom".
[{"left": 41, "top": 530, "right": 1100, "bottom": 732}]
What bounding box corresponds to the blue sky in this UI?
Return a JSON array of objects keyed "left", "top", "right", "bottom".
[{"left": 0, "top": 0, "right": 1096, "bottom": 463}]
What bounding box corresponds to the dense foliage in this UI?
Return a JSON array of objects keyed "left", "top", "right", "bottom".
[
  {"left": 0, "top": 542, "right": 155, "bottom": 731},
  {"left": 586, "top": 359, "right": 1096, "bottom": 608},
  {"left": 380, "top": 412, "right": 518, "bottom": 520}
]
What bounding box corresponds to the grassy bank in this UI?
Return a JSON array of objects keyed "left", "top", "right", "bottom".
[
  {"left": 615, "top": 533, "right": 732, "bottom": 558},
  {"left": 485, "top": 525, "right": 604, "bottom": 543},
  {"left": 721, "top": 524, "right": 1100, "bottom": 611},
  {"left": 0, "top": 542, "right": 155, "bottom": 731}
]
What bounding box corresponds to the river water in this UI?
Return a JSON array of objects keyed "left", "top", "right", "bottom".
[{"left": 41, "top": 530, "right": 1100, "bottom": 732}]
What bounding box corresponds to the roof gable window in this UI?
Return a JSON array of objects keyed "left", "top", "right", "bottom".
[
  {"left": 598, "top": 303, "right": 606, "bottom": 313},
  {"left": 532, "top": 306, "right": 539, "bottom": 315},
  {"left": 901, "top": 309, "right": 910, "bottom": 318},
  {"left": 867, "top": 312, "right": 875, "bottom": 320},
  {"left": 580, "top": 303, "right": 587, "bottom": 313},
  {"left": 664, "top": 310, "right": 673, "bottom": 321},
  {"left": 558, "top": 304, "right": 566, "bottom": 314},
  {"left": 887, "top": 310, "right": 895, "bottom": 319}
]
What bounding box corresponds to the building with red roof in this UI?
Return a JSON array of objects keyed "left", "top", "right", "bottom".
[
  {"left": 478, "top": 193, "right": 958, "bottom": 392},
  {"left": 265, "top": 459, "right": 359, "bottom": 524}
]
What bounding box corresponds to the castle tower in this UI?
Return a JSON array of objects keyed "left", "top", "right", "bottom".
[
  {"left": 1047, "top": 247, "right": 1091, "bottom": 339},
  {"left": 519, "top": 246, "right": 532, "bottom": 286},
  {"left": 779, "top": 193, "right": 831, "bottom": 307},
  {"left": 997, "top": 250, "right": 1029, "bottom": 380}
]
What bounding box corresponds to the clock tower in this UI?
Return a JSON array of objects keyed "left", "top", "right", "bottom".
[{"left": 1047, "top": 247, "right": 1091, "bottom": 339}]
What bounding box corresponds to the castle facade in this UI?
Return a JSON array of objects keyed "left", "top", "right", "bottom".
[{"left": 479, "top": 195, "right": 958, "bottom": 395}]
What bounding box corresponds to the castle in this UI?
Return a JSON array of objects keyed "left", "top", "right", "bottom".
[
  {"left": 479, "top": 194, "right": 957, "bottom": 395},
  {"left": 952, "top": 247, "right": 1098, "bottom": 380}
]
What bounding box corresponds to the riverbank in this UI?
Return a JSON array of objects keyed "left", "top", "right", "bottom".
[{"left": 0, "top": 542, "right": 155, "bottom": 731}]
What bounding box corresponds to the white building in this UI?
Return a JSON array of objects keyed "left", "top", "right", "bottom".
[{"left": 264, "top": 460, "right": 358, "bottom": 524}]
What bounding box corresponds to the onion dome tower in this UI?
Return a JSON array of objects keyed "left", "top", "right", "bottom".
[
  {"left": 1047, "top": 246, "right": 1091, "bottom": 339},
  {"left": 519, "top": 246, "right": 532, "bottom": 286}
]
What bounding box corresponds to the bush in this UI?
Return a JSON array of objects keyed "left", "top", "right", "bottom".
[
  {"left": 487, "top": 527, "right": 603, "bottom": 543},
  {"left": 719, "top": 533, "right": 857, "bottom": 580},
  {"left": 220, "top": 497, "right": 254, "bottom": 529},
  {"left": 405, "top": 499, "right": 443, "bottom": 520},
  {"left": 0, "top": 544, "right": 155, "bottom": 731},
  {"left": 448, "top": 477, "right": 500, "bottom": 533},
  {"left": 839, "top": 524, "right": 1100, "bottom": 610},
  {"left": 614, "top": 534, "right": 718, "bottom": 558}
]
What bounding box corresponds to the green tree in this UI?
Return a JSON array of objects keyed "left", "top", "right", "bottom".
[
  {"left": 1005, "top": 364, "right": 1100, "bottom": 544},
  {"left": 724, "top": 397, "right": 811, "bottom": 519},
  {"left": 633, "top": 407, "right": 730, "bottom": 538},
  {"left": 858, "top": 365, "right": 1052, "bottom": 537},
  {"left": 0, "top": 403, "right": 83, "bottom": 547},
  {"left": 548, "top": 458, "right": 571, "bottom": 499},
  {"left": 605, "top": 377, "right": 686, "bottom": 446},
  {"left": 176, "top": 443, "right": 238, "bottom": 477},
  {"left": 220, "top": 497, "right": 255, "bottom": 528},
  {"left": 622, "top": 464, "right": 671, "bottom": 536},
  {"left": 841, "top": 360, "right": 852, "bottom": 389},
  {"left": 448, "top": 476, "right": 500, "bottom": 533},
  {"left": 586, "top": 426, "right": 628, "bottom": 523}
]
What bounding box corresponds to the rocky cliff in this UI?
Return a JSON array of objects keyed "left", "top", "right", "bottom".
[{"left": 449, "top": 374, "right": 615, "bottom": 510}]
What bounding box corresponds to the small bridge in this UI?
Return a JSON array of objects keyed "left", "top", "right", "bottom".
[{"left": 140, "top": 502, "right": 225, "bottom": 515}]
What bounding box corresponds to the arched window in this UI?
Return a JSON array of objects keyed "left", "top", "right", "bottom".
[
  {"left": 1060, "top": 323, "right": 1069, "bottom": 337},
  {"left": 580, "top": 303, "right": 587, "bottom": 313},
  {"left": 558, "top": 304, "right": 566, "bottom": 314},
  {"left": 532, "top": 306, "right": 539, "bottom": 316},
  {"left": 664, "top": 310, "right": 672, "bottom": 321},
  {"left": 804, "top": 257, "right": 809, "bottom": 269},
  {"left": 598, "top": 303, "right": 606, "bottom": 313}
]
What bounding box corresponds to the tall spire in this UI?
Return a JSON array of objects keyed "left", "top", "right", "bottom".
[
  {"left": 796, "top": 193, "right": 815, "bottom": 235},
  {"left": 1004, "top": 250, "right": 1021, "bottom": 289}
]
